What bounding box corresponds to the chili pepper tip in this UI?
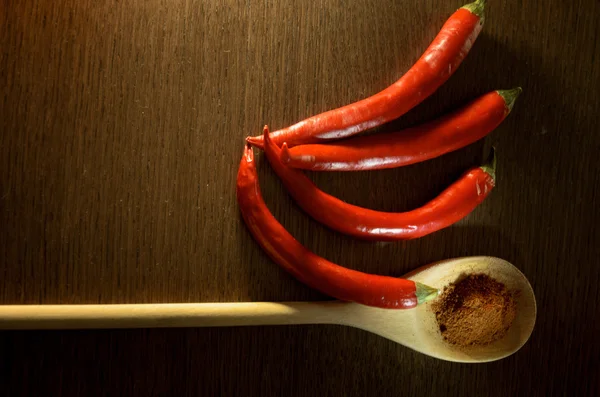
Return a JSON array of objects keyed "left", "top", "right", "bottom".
[
  {"left": 262, "top": 125, "right": 272, "bottom": 143},
  {"left": 415, "top": 282, "right": 439, "bottom": 304},
  {"left": 497, "top": 87, "right": 523, "bottom": 114},
  {"left": 246, "top": 136, "right": 264, "bottom": 149},
  {"left": 280, "top": 143, "right": 291, "bottom": 164},
  {"left": 461, "top": 0, "right": 486, "bottom": 18},
  {"left": 480, "top": 146, "right": 497, "bottom": 180},
  {"left": 243, "top": 143, "right": 254, "bottom": 162}
]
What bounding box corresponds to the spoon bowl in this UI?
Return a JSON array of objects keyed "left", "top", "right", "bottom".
[
  {"left": 0, "top": 256, "right": 535, "bottom": 363},
  {"left": 341, "top": 255, "right": 536, "bottom": 362}
]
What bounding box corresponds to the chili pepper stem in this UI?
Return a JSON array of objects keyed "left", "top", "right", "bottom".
[
  {"left": 461, "top": 0, "right": 486, "bottom": 17},
  {"left": 480, "top": 147, "right": 497, "bottom": 181},
  {"left": 415, "top": 282, "right": 439, "bottom": 304},
  {"left": 497, "top": 87, "right": 523, "bottom": 114}
]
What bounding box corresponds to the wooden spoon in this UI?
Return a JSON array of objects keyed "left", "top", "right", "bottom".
[{"left": 0, "top": 256, "right": 535, "bottom": 363}]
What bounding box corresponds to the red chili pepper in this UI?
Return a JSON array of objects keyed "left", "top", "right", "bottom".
[
  {"left": 247, "top": 0, "right": 486, "bottom": 149},
  {"left": 280, "top": 88, "right": 520, "bottom": 171},
  {"left": 262, "top": 126, "right": 496, "bottom": 241},
  {"left": 236, "top": 144, "right": 439, "bottom": 308}
]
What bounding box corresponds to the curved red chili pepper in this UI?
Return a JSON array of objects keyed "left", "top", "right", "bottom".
[
  {"left": 247, "top": 0, "right": 486, "bottom": 149},
  {"left": 236, "top": 144, "right": 438, "bottom": 308},
  {"left": 281, "top": 88, "right": 520, "bottom": 171},
  {"left": 262, "top": 126, "right": 496, "bottom": 241}
]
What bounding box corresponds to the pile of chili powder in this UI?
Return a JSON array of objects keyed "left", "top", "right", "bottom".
[{"left": 432, "top": 273, "right": 517, "bottom": 346}]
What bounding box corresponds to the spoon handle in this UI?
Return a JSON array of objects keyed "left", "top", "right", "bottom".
[{"left": 0, "top": 302, "right": 346, "bottom": 330}]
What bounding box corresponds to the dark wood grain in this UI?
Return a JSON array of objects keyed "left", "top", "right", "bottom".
[{"left": 1, "top": 0, "right": 599, "bottom": 395}]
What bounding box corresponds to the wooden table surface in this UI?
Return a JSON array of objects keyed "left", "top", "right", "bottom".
[{"left": 1, "top": 0, "right": 599, "bottom": 395}]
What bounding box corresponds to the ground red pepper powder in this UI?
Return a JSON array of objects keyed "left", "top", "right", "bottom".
[{"left": 432, "top": 273, "right": 517, "bottom": 346}]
